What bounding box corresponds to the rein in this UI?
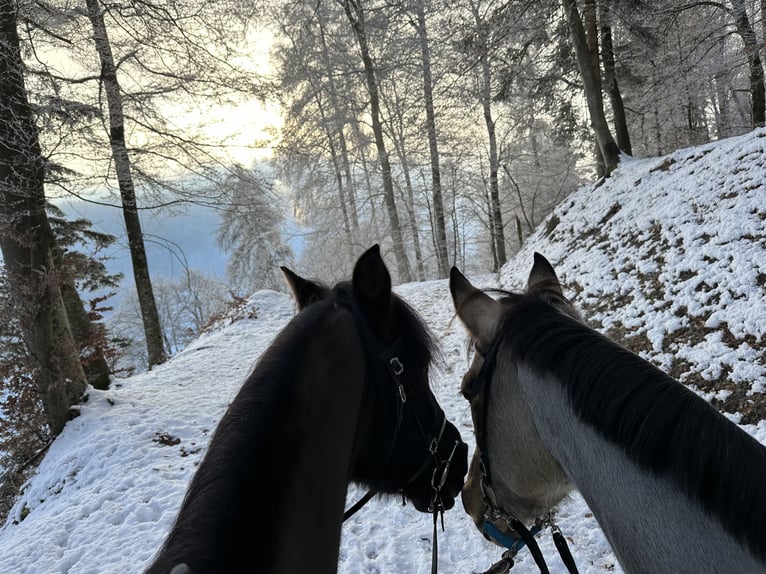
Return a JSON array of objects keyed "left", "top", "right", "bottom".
[
  {"left": 337, "top": 289, "right": 459, "bottom": 574},
  {"left": 468, "top": 336, "right": 579, "bottom": 574}
]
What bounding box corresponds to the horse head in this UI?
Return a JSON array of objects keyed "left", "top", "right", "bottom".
[
  {"left": 449, "top": 253, "right": 576, "bottom": 536},
  {"left": 284, "top": 245, "right": 468, "bottom": 513}
]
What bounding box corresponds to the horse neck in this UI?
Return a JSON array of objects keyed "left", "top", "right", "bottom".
[
  {"left": 273, "top": 325, "right": 371, "bottom": 573},
  {"left": 147, "top": 309, "right": 368, "bottom": 574},
  {"left": 512, "top": 362, "right": 765, "bottom": 573}
]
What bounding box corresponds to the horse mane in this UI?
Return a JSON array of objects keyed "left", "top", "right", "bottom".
[
  {"left": 154, "top": 285, "right": 440, "bottom": 570},
  {"left": 158, "top": 298, "right": 332, "bottom": 571},
  {"left": 497, "top": 294, "right": 766, "bottom": 561}
]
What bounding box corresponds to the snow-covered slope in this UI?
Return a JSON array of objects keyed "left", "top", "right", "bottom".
[
  {"left": 497, "top": 128, "right": 766, "bottom": 423},
  {"left": 1, "top": 129, "right": 765, "bottom": 573}
]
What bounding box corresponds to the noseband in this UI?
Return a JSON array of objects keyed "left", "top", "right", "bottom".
[{"left": 466, "top": 335, "right": 579, "bottom": 574}]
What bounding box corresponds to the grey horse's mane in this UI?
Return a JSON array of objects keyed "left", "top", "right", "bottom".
[{"left": 497, "top": 294, "right": 766, "bottom": 562}]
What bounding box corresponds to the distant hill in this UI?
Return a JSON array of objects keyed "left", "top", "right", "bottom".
[{"left": 499, "top": 127, "right": 766, "bottom": 423}]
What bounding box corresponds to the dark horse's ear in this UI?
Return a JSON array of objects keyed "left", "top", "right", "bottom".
[
  {"left": 281, "top": 266, "right": 327, "bottom": 310},
  {"left": 527, "top": 252, "right": 564, "bottom": 297},
  {"left": 352, "top": 244, "right": 392, "bottom": 309},
  {"left": 449, "top": 266, "right": 502, "bottom": 348}
]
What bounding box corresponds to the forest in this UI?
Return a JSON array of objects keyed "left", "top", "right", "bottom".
[{"left": 0, "top": 0, "right": 763, "bottom": 518}]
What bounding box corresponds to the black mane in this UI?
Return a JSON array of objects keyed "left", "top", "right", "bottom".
[
  {"left": 498, "top": 294, "right": 766, "bottom": 561},
  {"left": 151, "top": 286, "right": 441, "bottom": 571}
]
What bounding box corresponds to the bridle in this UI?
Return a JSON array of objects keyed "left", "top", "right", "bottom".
[
  {"left": 342, "top": 344, "right": 462, "bottom": 574},
  {"left": 465, "top": 332, "right": 579, "bottom": 574},
  {"left": 338, "top": 290, "right": 462, "bottom": 574}
]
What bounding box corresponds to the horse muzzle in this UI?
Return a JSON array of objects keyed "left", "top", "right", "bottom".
[{"left": 408, "top": 437, "right": 468, "bottom": 513}]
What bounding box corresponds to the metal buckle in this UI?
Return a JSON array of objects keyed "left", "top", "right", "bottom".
[{"left": 389, "top": 356, "right": 404, "bottom": 376}]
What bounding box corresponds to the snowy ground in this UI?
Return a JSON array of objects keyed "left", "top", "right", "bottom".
[{"left": 0, "top": 128, "right": 765, "bottom": 573}]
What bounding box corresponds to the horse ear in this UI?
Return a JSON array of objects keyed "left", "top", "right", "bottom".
[
  {"left": 281, "top": 266, "right": 326, "bottom": 310},
  {"left": 449, "top": 266, "right": 502, "bottom": 347},
  {"left": 352, "top": 244, "right": 392, "bottom": 308},
  {"left": 527, "top": 252, "right": 564, "bottom": 297}
]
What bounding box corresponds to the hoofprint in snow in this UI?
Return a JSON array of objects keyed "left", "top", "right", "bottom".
[{"left": 1, "top": 127, "right": 765, "bottom": 573}]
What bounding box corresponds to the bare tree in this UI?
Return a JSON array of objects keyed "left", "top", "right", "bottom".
[
  {"left": 411, "top": 0, "right": 449, "bottom": 277},
  {"left": 217, "top": 166, "right": 292, "bottom": 295},
  {"left": 0, "top": 0, "right": 87, "bottom": 435},
  {"left": 464, "top": 0, "right": 507, "bottom": 270},
  {"left": 728, "top": 0, "right": 765, "bottom": 125},
  {"left": 561, "top": 0, "right": 620, "bottom": 173},
  {"left": 599, "top": 0, "right": 632, "bottom": 155},
  {"left": 84, "top": 0, "right": 166, "bottom": 368},
  {"left": 338, "top": 0, "right": 412, "bottom": 283}
]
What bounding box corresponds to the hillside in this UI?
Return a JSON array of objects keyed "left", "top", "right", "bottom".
[
  {"left": 0, "top": 129, "right": 764, "bottom": 573},
  {"left": 498, "top": 127, "right": 766, "bottom": 424}
]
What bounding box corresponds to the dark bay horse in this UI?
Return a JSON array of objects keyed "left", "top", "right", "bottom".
[
  {"left": 146, "top": 245, "right": 468, "bottom": 574},
  {"left": 450, "top": 253, "right": 766, "bottom": 573}
]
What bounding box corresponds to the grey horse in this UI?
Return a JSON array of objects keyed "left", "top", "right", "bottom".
[{"left": 450, "top": 253, "right": 766, "bottom": 573}]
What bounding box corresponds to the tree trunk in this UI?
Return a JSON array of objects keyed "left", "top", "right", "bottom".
[
  {"left": 377, "top": 81, "right": 425, "bottom": 280},
  {"left": 599, "top": 1, "right": 632, "bottom": 155},
  {"left": 392, "top": 137, "right": 425, "bottom": 281},
  {"left": 0, "top": 0, "right": 87, "bottom": 435},
  {"left": 469, "top": 1, "right": 506, "bottom": 270},
  {"left": 58, "top": 271, "right": 111, "bottom": 390},
  {"left": 414, "top": 0, "right": 448, "bottom": 278},
  {"left": 316, "top": 95, "right": 355, "bottom": 270},
  {"left": 350, "top": 120, "right": 376, "bottom": 220},
  {"left": 316, "top": 11, "right": 359, "bottom": 234},
  {"left": 561, "top": 0, "right": 620, "bottom": 173},
  {"left": 762, "top": 0, "right": 766, "bottom": 69},
  {"left": 85, "top": 0, "right": 166, "bottom": 367},
  {"left": 339, "top": 0, "right": 412, "bottom": 283},
  {"left": 730, "top": 0, "right": 765, "bottom": 126}
]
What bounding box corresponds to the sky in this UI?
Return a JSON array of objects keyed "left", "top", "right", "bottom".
[
  {"left": 0, "top": 128, "right": 764, "bottom": 573},
  {"left": 54, "top": 197, "right": 230, "bottom": 285}
]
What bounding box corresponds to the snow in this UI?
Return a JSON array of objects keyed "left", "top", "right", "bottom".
[{"left": 1, "top": 128, "right": 766, "bottom": 573}]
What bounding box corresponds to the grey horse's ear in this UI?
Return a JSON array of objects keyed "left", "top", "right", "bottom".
[
  {"left": 527, "top": 252, "right": 564, "bottom": 297},
  {"left": 449, "top": 266, "right": 502, "bottom": 348},
  {"left": 281, "top": 266, "right": 328, "bottom": 310}
]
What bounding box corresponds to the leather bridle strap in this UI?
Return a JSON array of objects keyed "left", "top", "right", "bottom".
[
  {"left": 342, "top": 489, "right": 377, "bottom": 521},
  {"left": 429, "top": 438, "right": 461, "bottom": 574},
  {"left": 469, "top": 335, "right": 579, "bottom": 574},
  {"left": 431, "top": 506, "right": 440, "bottom": 574},
  {"left": 552, "top": 524, "right": 579, "bottom": 573},
  {"left": 509, "top": 518, "right": 549, "bottom": 574}
]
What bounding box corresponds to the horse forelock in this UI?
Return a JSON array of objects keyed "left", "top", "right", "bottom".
[
  {"left": 497, "top": 294, "right": 766, "bottom": 561},
  {"left": 392, "top": 294, "right": 440, "bottom": 374},
  {"left": 333, "top": 282, "right": 439, "bottom": 385}
]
